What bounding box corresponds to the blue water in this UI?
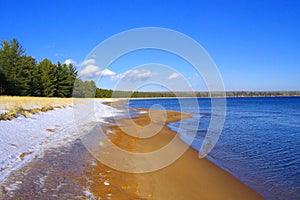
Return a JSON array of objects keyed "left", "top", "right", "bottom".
[{"left": 128, "top": 97, "right": 300, "bottom": 200}]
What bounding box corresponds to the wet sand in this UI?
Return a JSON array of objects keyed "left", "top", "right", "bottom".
[{"left": 86, "top": 101, "right": 264, "bottom": 199}]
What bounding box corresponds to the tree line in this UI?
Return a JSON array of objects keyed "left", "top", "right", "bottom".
[
  {"left": 0, "top": 39, "right": 77, "bottom": 97},
  {"left": 94, "top": 89, "right": 300, "bottom": 98}
]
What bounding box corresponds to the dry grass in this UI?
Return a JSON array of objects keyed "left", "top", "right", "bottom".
[{"left": 0, "top": 96, "right": 74, "bottom": 120}]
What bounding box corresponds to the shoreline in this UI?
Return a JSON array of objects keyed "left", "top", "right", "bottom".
[
  {"left": 0, "top": 99, "right": 265, "bottom": 198},
  {"left": 122, "top": 95, "right": 300, "bottom": 100},
  {"left": 84, "top": 101, "right": 264, "bottom": 199}
]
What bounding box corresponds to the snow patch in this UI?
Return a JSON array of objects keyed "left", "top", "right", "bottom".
[
  {"left": 0, "top": 110, "right": 8, "bottom": 115},
  {"left": 0, "top": 100, "right": 123, "bottom": 183},
  {"left": 83, "top": 187, "right": 97, "bottom": 199},
  {"left": 103, "top": 181, "right": 110, "bottom": 186},
  {"left": 139, "top": 110, "right": 148, "bottom": 114}
]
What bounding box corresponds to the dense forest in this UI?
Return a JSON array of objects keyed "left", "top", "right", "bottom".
[
  {"left": 0, "top": 39, "right": 77, "bottom": 97},
  {"left": 1, "top": 39, "right": 299, "bottom": 99}
]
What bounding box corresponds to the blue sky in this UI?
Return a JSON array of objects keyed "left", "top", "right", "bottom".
[{"left": 1, "top": 0, "right": 299, "bottom": 91}]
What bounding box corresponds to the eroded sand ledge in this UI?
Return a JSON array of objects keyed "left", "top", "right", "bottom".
[{"left": 85, "top": 100, "right": 264, "bottom": 199}]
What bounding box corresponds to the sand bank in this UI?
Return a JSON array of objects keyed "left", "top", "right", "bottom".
[{"left": 84, "top": 101, "right": 263, "bottom": 199}]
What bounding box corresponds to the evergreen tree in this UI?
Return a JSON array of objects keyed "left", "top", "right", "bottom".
[
  {"left": 55, "top": 62, "right": 77, "bottom": 97},
  {"left": 73, "top": 79, "right": 96, "bottom": 98},
  {"left": 66, "top": 63, "right": 77, "bottom": 97},
  {"left": 0, "top": 38, "right": 26, "bottom": 95},
  {"left": 18, "top": 56, "right": 37, "bottom": 96},
  {"left": 54, "top": 62, "right": 67, "bottom": 97},
  {"left": 38, "top": 59, "right": 57, "bottom": 97},
  {"left": 72, "top": 78, "right": 85, "bottom": 98}
]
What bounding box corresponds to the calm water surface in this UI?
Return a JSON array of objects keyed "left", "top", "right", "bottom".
[{"left": 128, "top": 97, "right": 300, "bottom": 200}]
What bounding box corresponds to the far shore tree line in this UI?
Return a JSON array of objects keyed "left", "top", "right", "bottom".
[{"left": 1, "top": 39, "right": 299, "bottom": 98}]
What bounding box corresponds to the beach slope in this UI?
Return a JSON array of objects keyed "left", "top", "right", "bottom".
[{"left": 87, "top": 102, "right": 264, "bottom": 199}]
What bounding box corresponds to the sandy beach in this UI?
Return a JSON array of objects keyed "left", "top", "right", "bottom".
[
  {"left": 84, "top": 101, "right": 264, "bottom": 199},
  {"left": 0, "top": 100, "right": 264, "bottom": 199}
]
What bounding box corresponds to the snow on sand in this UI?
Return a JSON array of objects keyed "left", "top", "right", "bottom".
[{"left": 0, "top": 99, "right": 123, "bottom": 183}]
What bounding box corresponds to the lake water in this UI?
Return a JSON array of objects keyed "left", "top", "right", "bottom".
[{"left": 128, "top": 97, "right": 300, "bottom": 200}]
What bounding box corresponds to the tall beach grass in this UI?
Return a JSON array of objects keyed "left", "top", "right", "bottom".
[{"left": 0, "top": 96, "right": 74, "bottom": 120}]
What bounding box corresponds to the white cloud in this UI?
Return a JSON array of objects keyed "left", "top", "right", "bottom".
[
  {"left": 168, "top": 73, "right": 180, "bottom": 79},
  {"left": 80, "top": 59, "right": 96, "bottom": 66},
  {"left": 112, "top": 69, "right": 152, "bottom": 82},
  {"left": 78, "top": 65, "right": 100, "bottom": 77},
  {"left": 98, "top": 69, "right": 116, "bottom": 76},
  {"left": 64, "top": 59, "right": 77, "bottom": 65},
  {"left": 65, "top": 58, "right": 116, "bottom": 78},
  {"left": 79, "top": 65, "right": 116, "bottom": 78},
  {"left": 65, "top": 58, "right": 96, "bottom": 67}
]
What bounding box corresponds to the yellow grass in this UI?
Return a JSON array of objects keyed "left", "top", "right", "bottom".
[{"left": 0, "top": 96, "right": 74, "bottom": 120}]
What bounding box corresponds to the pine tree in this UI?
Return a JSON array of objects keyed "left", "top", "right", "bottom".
[
  {"left": 16, "top": 56, "right": 36, "bottom": 96},
  {"left": 21, "top": 56, "right": 39, "bottom": 96},
  {"left": 66, "top": 63, "right": 77, "bottom": 97},
  {"left": 54, "top": 62, "right": 77, "bottom": 97},
  {"left": 54, "top": 62, "right": 66, "bottom": 97},
  {"left": 72, "top": 79, "right": 96, "bottom": 98},
  {"left": 38, "top": 59, "right": 57, "bottom": 97},
  {"left": 0, "top": 39, "right": 26, "bottom": 95},
  {"left": 72, "top": 78, "right": 85, "bottom": 97}
]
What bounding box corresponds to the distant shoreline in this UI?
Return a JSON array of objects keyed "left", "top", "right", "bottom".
[
  {"left": 126, "top": 95, "right": 300, "bottom": 99},
  {"left": 96, "top": 90, "right": 300, "bottom": 99}
]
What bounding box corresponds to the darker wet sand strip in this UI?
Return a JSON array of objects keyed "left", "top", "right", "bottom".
[{"left": 86, "top": 101, "right": 264, "bottom": 199}]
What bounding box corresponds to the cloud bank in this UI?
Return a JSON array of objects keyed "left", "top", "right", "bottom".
[
  {"left": 168, "top": 73, "right": 180, "bottom": 79},
  {"left": 112, "top": 69, "right": 152, "bottom": 82}
]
